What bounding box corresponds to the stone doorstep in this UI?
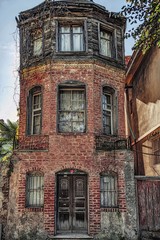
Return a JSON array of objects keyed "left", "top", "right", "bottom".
[{"left": 49, "top": 233, "right": 93, "bottom": 239}]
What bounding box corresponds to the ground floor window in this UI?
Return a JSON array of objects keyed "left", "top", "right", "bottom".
[
  {"left": 26, "top": 172, "right": 44, "bottom": 208},
  {"left": 100, "top": 173, "right": 118, "bottom": 207}
]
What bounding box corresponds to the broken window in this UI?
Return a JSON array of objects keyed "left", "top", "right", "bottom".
[
  {"left": 58, "top": 86, "right": 86, "bottom": 133},
  {"left": 27, "top": 86, "right": 42, "bottom": 135},
  {"left": 152, "top": 138, "right": 160, "bottom": 164},
  {"left": 100, "top": 173, "right": 118, "bottom": 207},
  {"left": 59, "top": 25, "right": 84, "bottom": 52},
  {"left": 26, "top": 172, "right": 44, "bottom": 208},
  {"left": 33, "top": 29, "right": 43, "bottom": 56},
  {"left": 100, "top": 30, "right": 112, "bottom": 57},
  {"left": 102, "top": 86, "right": 117, "bottom": 135}
]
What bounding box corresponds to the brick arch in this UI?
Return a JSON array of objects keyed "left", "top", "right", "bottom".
[
  {"left": 54, "top": 166, "right": 89, "bottom": 175},
  {"left": 25, "top": 167, "right": 44, "bottom": 174},
  {"left": 56, "top": 168, "right": 88, "bottom": 175},
  {"left": 58, "top": 80, "right": 86, "bottom": 86}
]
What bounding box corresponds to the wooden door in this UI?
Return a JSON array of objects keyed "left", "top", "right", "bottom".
[{"left": 57, "top": 173, "right": 87, "bottom": 233}]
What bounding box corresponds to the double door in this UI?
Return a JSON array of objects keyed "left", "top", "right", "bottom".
[{"left": 57, "top": 174, "right": 87, "bottom": 233}]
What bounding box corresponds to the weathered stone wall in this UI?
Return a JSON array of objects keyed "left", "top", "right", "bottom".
[{"left": 0, "top": 162, "right": 10, "bottom": 240}]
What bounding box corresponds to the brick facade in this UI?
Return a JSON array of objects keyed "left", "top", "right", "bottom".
[{"left": 6, "top": 1, "right": 138, "bottom": 239}]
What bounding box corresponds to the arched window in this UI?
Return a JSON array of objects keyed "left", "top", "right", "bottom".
[
  {"left": 102, "top": 86, "right": 117, "bottom": 135},
  {"left": 100, "top": 173, "right": 118, "bottom": 207},
  {"left": 27, "top": 86, "right": 42, "bottom": 135},
  {"left": 58, "top": 81, "right": 86, "bottom": 133},
  {"left": 26, "top": 172, "right": 44, "bottom": 208}
]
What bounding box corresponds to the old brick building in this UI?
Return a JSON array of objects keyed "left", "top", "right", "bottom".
[{"left": 6, "top": 0, "right": 137, "bottom": 239}]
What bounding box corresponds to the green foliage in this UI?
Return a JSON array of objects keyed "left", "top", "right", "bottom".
[
  {"left": 0, "top": 119, "right": 18, "bottom": 162},
  {"left": 122, "top": 0, "right": 160, "bottom": 53}
]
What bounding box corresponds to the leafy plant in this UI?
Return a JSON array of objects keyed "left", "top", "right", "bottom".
[
  {"left": 122, "top": 0, "right": 160, "bottom": 53},
  {"left": 0, "top": 119, "right": 18, "bottom": 161}
]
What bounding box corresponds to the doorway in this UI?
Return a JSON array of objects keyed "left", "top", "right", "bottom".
[{"left": 56, "top": 170, "right": 87, "bottom": 233}]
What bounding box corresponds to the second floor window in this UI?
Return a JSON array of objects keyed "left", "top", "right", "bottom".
[
  {"left": 58, "top": 86, "right": 86, "bottom": 133},
  {"left": 102, "top": 86, "right": 117, "bottom": 135},
  {"left": 59, "top": 25, "right": 84, "bottom": 52},
  {"left": 27, "top": 86, "right": 42, "bottom": 135}
]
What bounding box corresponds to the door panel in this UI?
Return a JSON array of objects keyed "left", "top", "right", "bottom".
[
  {"left": 73, "top": 176, "right": 87, "bottom": 231},
  {"left": 57, "top": 174, "right": 87, "bottom": 233}
]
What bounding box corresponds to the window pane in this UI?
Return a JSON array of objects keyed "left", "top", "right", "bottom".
[
  {"left": 100, "top": 31, "right": 112, "bottom": 57},
  {"left": 60, "top": 34, "right": 71, "bottom": 51},
  {"left": 59, "top": 89, "right": 85, "bottom": 132},
  {"left": 33, "top": 38, "right": 42, "bottom": 56},
  {"left": 73, "top": 27, "right": 83, "bottom": 51},
  {"left": 72, "top": 91, "right": 85, "bottom": 110},
  {"left": 60, "top": 112, "right": 72, "bottom": 121},
  {"left": 60, "top": 26, "right": 70, "bottom": 33},
  {"left": 59, "top": 121, "right": 72, "bottom": 132},
  {"left": 103, "top": 90, "right": 113, "bottom": 135},
  {"left": 60, "top": 91, "right": 71, "bottom": 110},
  {"left": 26, "top": 174, "right": 44, "bottom": 207},
  {"left": 72, "top": 122, "right": 85, "bottom": 132},
  {"left": 100, "top": 175, "right": 117, "bottom": 207},
  {"left": 33, "top": 94, "right": 41, "bottom": 109},
  {"left": 33, "top": 114, "right": 41, "bottom": 134},
  {"left": 73, "top": 26, "right": 83, "bottom": 33},
  {"left": 59, "top": 25, "right": 84, "bottom": 52},
  {"left": 101, "top": 31, "right": 111, "bottom": 40}
]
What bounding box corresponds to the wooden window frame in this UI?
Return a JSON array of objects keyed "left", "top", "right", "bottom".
[
  {"left": 26, "top": 172, "right": 44, "bottom": 208},
  {"left": 27, "top": 86, "right": 42, "bottom": 135},
  {"left": 99, "top": 23, "right": 117, "bottom": 59},
  {"left": 102, "top": 86, "right": 117, "bottom": 135},
  {"left": 58, "top": 84, "right": 86, "bottom": 133},
  {"left": 57, "top": 21, "right": 86, "bottom": 53},
  {"left": 32, "top": 29, "right": 43, "bottom": 56},
  {"left": 100, "top": 173, "right": 118, "bottom": 208}
]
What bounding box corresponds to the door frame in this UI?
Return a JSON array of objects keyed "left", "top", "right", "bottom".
[{"left": 55, "top": 169, "right": 88, "bottom": 235}]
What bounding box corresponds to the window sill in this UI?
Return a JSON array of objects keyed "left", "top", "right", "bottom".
[
  {"left": 25, "top": 207, "right": 44, "bottom": 212},
  {"left": 55, "top": 51, "right": 87, "bottom": 56},
  {"left": 57, "top": 132, "right": 87, "bottom": 136},
  {"left": 101, "top": 207, "right": 119, "bottom": 212}
]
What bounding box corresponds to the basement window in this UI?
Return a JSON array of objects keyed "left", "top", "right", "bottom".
[
  {"left": 27, "top": 86, "right": 42, "bottom": 135},
  {"left": 100, "top": 173, "right": 118, "bottom": 208},
  {"left": 58, "top": 84, "right": 86, "bottom": 133},
  {"left": 58, "top": 24, "right": 84, "bottom": 52},
  {"left": 26, "top": 172, "right": 44, "bottom": 208}
]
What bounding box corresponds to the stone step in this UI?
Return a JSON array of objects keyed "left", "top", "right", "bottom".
[{"left": 49, "top": 233, "right": 93, "bottom": 240}]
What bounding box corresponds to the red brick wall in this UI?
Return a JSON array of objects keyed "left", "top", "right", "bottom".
[{"left": 14, "top": 60, "right": 127, "bottom": 236}]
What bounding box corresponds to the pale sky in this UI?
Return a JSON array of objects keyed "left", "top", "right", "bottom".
[{"left": 0, "top": 0, "right": 135, "bottom": 122}]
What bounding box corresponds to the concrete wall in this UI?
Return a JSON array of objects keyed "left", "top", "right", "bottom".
[{"left": 132, "top": 47, "right": 160, "bottom": 139}]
